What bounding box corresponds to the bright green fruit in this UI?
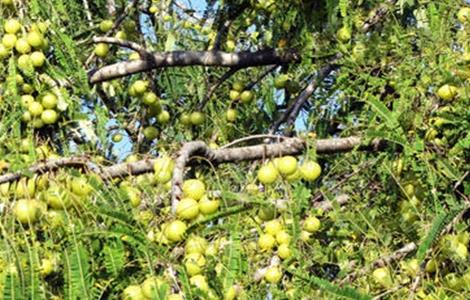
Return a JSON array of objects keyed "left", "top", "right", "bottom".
[
  {"left": 99, "top": 19, "right": 114, "bottom": 32},
  {"left": 275, "top": 230, "right": 291, "bottom": 245},
  {"left": 2, "top": 34, "right": 18, "bottom": 49},
  {"left": 190, "top": 111, "right": 204, "bottom": 125},
  {"left": 176, "top": 198, "right": 199, "bottom": 220},
  {"left": 299, "top": 161, "right": 321, "bottom": 181},
  {"left": 277, "top": 156, "right": 297, "bottom": 176},
  {"left": 4, "top": 19, "right": 21, "bottom": 34},
  {"left": 122, "top": 285, "right": 145, "bottom": 300},
  {"left": 41, "top": 93, "right": 57, "bottom": 109},
  {"left": 21, "top": 94, "right": 35, "bottom": 108},
  {"left": 185, "top": 236, "right": 208, "bottom": 254},
  {"left": 26, "top": 31, "right": 44, "bottom": 48},
  {"left": 13, "top": 199, "right": 39, "bottom": 225},
  {"left": 28, "top": 101, "right": 44, "bottom": 117},
  {"left": 180, "top": 113, "right": 191, "bottom": 125},
  {"left": 190, "top": 275, "right": 209, "bottom": 292},
  {"left": 226, "top": 39, "right": 236, "bottom": 51},
  {"left": 32, "top": 118, "right": 44, "bottom": 128},
  {"left": 278, "top": 243, "right": 292, "bottom": 259},
  {"left": 257, "top": 163, "right": 279, "bottom": 184},
  {"left": 232, "top": 81, "right": 244, "bottom": 92},
  {"left": 226, "top": 108, "right": 237, "bottom": 122},
  {"left": 258, "top": 205, "right": 276, "bottom": 221},
  {"left": 164, "top": 220, "right": 187, "bottom": 242},
  {"left": 437, "top": 84, "right": 457, "bottom": 101},
  {"left": 258, "top": 233, "right": 276, "bottom": 251},
  {"left": 44, "top": 186, "right": 70, "bottom": 209},
  {"left": 70, "top": 177, "right": 93, "bottom": 197},
  {"left": 157, "top": 110, "right": 170, "bottom": 124},
  {"left": 240, "top": 90, "right": 254, "bottom": 103},
  {"left": 112, "top": 133, "right": 123, "bottom": 143},
  {"left": 142, "top": 92, "right": 158, "bottom": 105},
  {"left": 337, "top": 26, "right": 351, "bottom": 43},
  {"left": 94, "top": 43, "right": 109, "bottom": 57},
  {"left": 303, "top": 216, "right": 321, "bottom": 232},
  {"left": 0, "top": 44, "right": 9, "bottom": 59},
  {"left": 132, "top": 80, "right": 148, "bottom": 95},
  {"left": 30, "top": 51, "right": 45, "bottom": 67},
  {"left": 141, "top": 277, "right": 167, "bottom": 299},
  {"left": 198, "top": 196, "right": 220, "bottom": 214},
  {"left": 22, "top": 83, "right": 34, "bottom": 94},
  {"left": 229, "top": 90, "right": 240, "bottom": 100},
  {"left": 264, "top": 267, "right": 282, "bottom": 284},
  {"left": 41, "top": 109, "right": 58, "bottom": 124},
  {"left": 184, "top": 252, "right": 206, "bottom": 276},
  {"left": 182, "top": 179, "right": 205, "bottom": 200},
  {"left": 115, "top": 30, "right": 127, "bottom": 40},
  {"left": 264, "top": 219, "right": 283, "bottom": 235},
  {"left": 458, "top": 7, "right": 470, "bottom": 23},
  {"left": 17, "top": 54, "right": 33, "bottom": 70},
  {"left": 274, "top": 74, "right": 289, "bottom": 89},
  {"left": 372, "top": 267, "right": 393, "bottom": 288},
  {"left": 15, "top": 38, "right": 31, "bottom": 54},
  {"left": 143, "top": 126, "right": 158, "bottom": 139}
]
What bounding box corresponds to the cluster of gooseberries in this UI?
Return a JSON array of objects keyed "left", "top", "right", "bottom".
[{"left": 0, "top": 18, "right": 65, "bottom": 127}]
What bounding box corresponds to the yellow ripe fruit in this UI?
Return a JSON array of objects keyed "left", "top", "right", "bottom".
[
  {"left": 164, "top": 220, "right": 187, "bottom": 242},
  {"left": 264, "top": 267, "right": 282, "bottom": 284},
  {"left": 0, "top": 44, "right": 9, "bottom": 59},
  {"left": 30, "top": 51, "right": 46, "bottom": 67},
  {"left": 2, "top": 34, "right": 18, "bottom": 49},
  {"left": 257, "top": 163, "right": 279, "bottom": 184},
  {"left": 189, "top": 275, "right": 209, "bottom": 292},
  {"left": 190, "top": 111, "right": 205, "bottom": 125},
  {"left": 264, "top": 219, "right": 283, "bottom": 235},
  {"left": 458, "top": 7, "right": 470, "bottom": 23},
  {"left": 303, "top": 216, "right": 321, "bottom": 232},
  {"left": 198, "top": 196, "right": 220, "bottom": 215},
  {"left": 277, "top": 156, "right": 298, "bottom": 176},
  {"left": 99, "top": 20, "right": 114, "bottom": 33},
  {"left": 229, "top": 90, "right": 240, "bottom": 101},
  {"left": 185, "top": 236, "right": 208, "bottom": 255},
  {"left": 437, "top": 84, "right": 458, "bottom": 101},
  {"left": 176, "top": 198, "right": 199, "bottom": 220},
  {"left": 275, "top": 230, "right": 291, "bottom": 244},
  {"left": 372, "top": 267, "right": 393, "bottom": 288},
  {"left": 141, "top": 276, "right": 166, "bottom": 299},
  {"left": 278, "top": 243, "right": 292, "bottom": 259},
  {"left": 15, "top": 38, "right": 32, "bottom": 54},
  {"left": 4, "top": 19, "right": 21, "bottom": 34},
  {"left": 299, "top": 161, "right": 321, "bottom": 181},
  {"left": 26, "top": 31, "right": 44, "bottom": 48},
  {"left": 182, "top": 179, "right": 205, "bottom": 201},
  {"left": 232, "top": 82, "right": 244, "bottom": 92},
  {"left": 121, "top": 285, "right": 145, "bottom": 300},
  {"left": 239, "top": 90, "right": 254, "bottom": 103},
  {"left": 95, "top": 43, "right": 109, "bottom": 57},
  {"left": 13, "top": 199, "right": 39, "bottom": 225},
  {"left": 226, "top": 108, "right": 237, "bottom": 122},
  {"left": 258, "top": 233, "right": 276, "bottom": 251},
  {"left": 28, "top": 101, "right": 44, "bottom": 117},
  {"left": 184, "top": 252, "right": 206, "bottom": 276},
  {"left": 337, "top": 27, "right": 351, "bottom": 43},
  {"left": 157, "top": 110, "right": 170, "bottom": 124}
]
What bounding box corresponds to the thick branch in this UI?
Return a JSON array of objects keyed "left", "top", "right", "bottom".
[
  {"left": 89, "top": 49, "right": 300, "bottom": 83},
  {"left": 171, "top": 136, "right": 372, "bottom": 209},
  {"left": 0, "top": 157, "right": 94, "bottom": 184}
]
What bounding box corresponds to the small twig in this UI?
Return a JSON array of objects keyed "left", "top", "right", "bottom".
[
  {"left": 197, "top": 67, "right": 240, "bottom": 110},
  {"left": 92, "top": 37, "right": 153, "bottom": 58},
  {"left": 373, "top": 285, "right": 403, "bottom": 300},
  {"left": 82, "top": 0, "right": 93, "bottom": 27},
  {"left": 454, "top": 171, "right": 469, "bottom": 191},
  {"left": 270, "top": 61, "right": 338, "bottom": 134}
]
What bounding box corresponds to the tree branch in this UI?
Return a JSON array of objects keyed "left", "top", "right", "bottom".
[
  {"left": 89, "top": 49, "right": 300, "bottom": 84},
  {"left": 171, "top": 136, "right": 380, "bottom": 210},
  {"left": 197, "top": 67, "right": 240, "bottom": 110}
]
